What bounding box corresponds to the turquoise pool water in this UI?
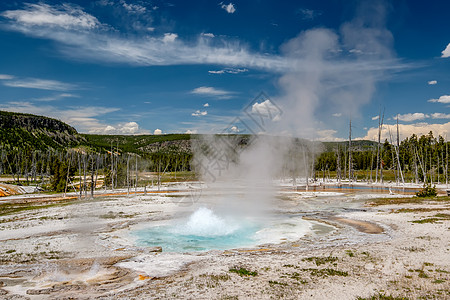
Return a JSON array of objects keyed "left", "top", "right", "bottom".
[{"left": 133, "top": 207, "right": 312, "bottom": 252}]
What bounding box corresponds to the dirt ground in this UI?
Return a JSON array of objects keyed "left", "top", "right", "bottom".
[{"left": 0, "top": 183, "right": 449, "bottom": 299}]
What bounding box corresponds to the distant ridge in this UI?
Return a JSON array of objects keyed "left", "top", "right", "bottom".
[{"left": 0, "top": 111, "right": 85, "bottom": 150}]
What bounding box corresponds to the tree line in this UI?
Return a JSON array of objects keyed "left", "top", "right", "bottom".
[{"left": 315, "top": 131, "right": 449, "bottom": 184}]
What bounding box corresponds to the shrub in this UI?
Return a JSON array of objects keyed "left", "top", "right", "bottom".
[{"left": 416, "top": 184, "right": 437, "bottom": 197}]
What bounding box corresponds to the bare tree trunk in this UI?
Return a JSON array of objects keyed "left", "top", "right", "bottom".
[
  {"left": 78, "top": 153, "right": 82, "bottom": 200},
  {"left": 348, "top": 120, "right": 352, "bottom": 182},
  {"left": 90, "top": 155, "right": 95, "bottom": 199},
  {"left": 135, "top": 155, "right": 138, "bottom": 195},
  {"left": 83, "top": 154, "right": 87, "bottom": 199},
  {"left": 446, "top": 139, "right": 448, "bottom": 188},
  {"left": 64, "top": 153, "right": 71, "bottom": 198},
  {"left": 127, "top": 155, "right": 130, "bottom": 197}
]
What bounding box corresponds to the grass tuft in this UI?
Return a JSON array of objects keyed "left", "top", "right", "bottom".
[{"left": 229, "top": 267, "right": 258, "bottom": 277}]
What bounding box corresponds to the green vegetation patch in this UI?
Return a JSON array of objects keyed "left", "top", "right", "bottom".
[
  {"left": 0, "top": 199, "right": 74, "bottom": 217},
  {"left": 411, "top": 213, "right": 450, "bottom": 224},
  {"left": 229, "top": 267, "right": 258, "bottom": 277},
  {"left": 356, "top": 293, "right": 409, "bottom": 300},
  {"left": 302, "top": 268, "right": 348, "bottom": 277},
  {"left": 302, "top": 256, "right": 338, "bottom": 266},
  {"left": 268, "top": 280, "right": 288, "bottom": 286}
]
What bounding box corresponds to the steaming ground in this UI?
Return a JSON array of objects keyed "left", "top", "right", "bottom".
[{"left": 0, "top": 181, "right": 449, "bottom": 299}]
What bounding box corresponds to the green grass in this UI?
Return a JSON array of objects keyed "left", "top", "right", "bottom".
[
  {"left": 367, "top": 196, "right": 450, "bottom": 207},
  {"left": 346, "top": 250, "right": 355, "bottom": 257},
  {"left": 229, "top": 267, "right": 258, "bottom": 277},
  {"left": 268, "top": 280, "right": 288, "bottom": 286},
  {"left": 0, "top": 200, "right": 75, "bottom": 217},
  {"left": 302, "top": 256, "right": 338, "bottom": 266},
  {"left": 356, "top": 293, "right": 409, "bottom": 300},
  {"left": 432, "top": 279, "right": 446, "bottom": 284},
  {"left": 302, "top": 268, "right": 348, "bottom": 277},
  {"left": 411, "top": 213, "right": 450, "bottom": 224}
]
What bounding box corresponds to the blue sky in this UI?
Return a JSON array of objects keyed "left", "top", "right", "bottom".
[{"left": 0, "top": 0, "right": 449, "bottom": 141}]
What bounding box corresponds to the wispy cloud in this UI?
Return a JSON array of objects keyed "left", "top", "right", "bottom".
[
  {"left": 191, "top": 110, "right": 208, "bottom": 117},
  {"left": 298, "top": 8, "right": 322, "bottom": 20},
  {"left": 0, "top": 74, "right": 14, "bottom": 80},
  {"left": 220, "top": 2, "right": 236, "bottom": 14},
  {"left": 0, "top": 3, "right": 409, "bottom": 75},
  {"left": 201, "top": 33, "right": 215, "bottom": 38},
  {"left": 442, "top": 43, "right": 450, "bottom": 58},
  {"left": 428, "top": 95, "right": 450, "bottom": 104},
  {"left": 2, "top": 3, "right": 99, "bottom": 29},
  {"left": 372, "top": 115, "right": 380, "bottom": 120},
  {"left": 33, "top": 93, "right": 79, "bottom": 101},
  {"left": 122, "top": 2, "right": 146, "bottom": 14},
  {"left": 332, "top": 113, "right": 342, "bottom": 117},
  {"left": 428, "top": 80, "right": 437, "bottom": 85},
  {"left": 396, "top": 113, "right": 429, "bottom": 122},
  {"left": 431, "top": 113, "right": 450, "bottom": 119},
  {"left": 1, "top": 77, "right": 77, "bottom": 91},
  {"left": 191, "top": 86, "right": 234, "bottom": 99},
  {"left": 208, "top": 68, "right": 248, "bottom": 74}
]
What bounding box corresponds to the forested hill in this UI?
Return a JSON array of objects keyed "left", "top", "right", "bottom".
[
  {"left": 0, "top": 111, "right": 86, "bottom": 150},
  {"left": 0, "top": 110, "right": 377, "bottom": 154}
]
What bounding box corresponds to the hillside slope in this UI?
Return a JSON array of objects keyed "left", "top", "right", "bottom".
[{"left": 0, "top": 111, "right": 86, "bottom": 150}]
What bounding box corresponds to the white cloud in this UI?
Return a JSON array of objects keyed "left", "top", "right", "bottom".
[
  {"left": 208, "top": 68, "right": 248, "bottom": 74},
  {"left": 317, "top": 129, "right": 345, "bottom": 141},
  {"left": 251, "top": 100, "right": 281, "bottom": 121},
  {"left": 362, "top": 122, "right": 450, "bottom": 141},
  {"left": 201, "top": 33, "right": 215, "bottom": 38},
  {"left": 192, "top": 110, "right": 208, "bottom": 117},
  {"left": 1, "top": 77, "right": 77, "bottom": 91},
  {"left": 119, "top": 121, "right": 139, "bottom": 134},
  {"left": 396, "top": 113, "right": 429, "bottom": 122},
  {"left": 203, "top": 103, "right": 209, "bottom": 107},
  {"left": 2, "top": 3, "right": 100, "bottom": 29},
  {"left": 153, "top": 128, "right": 162, "bottom": 135},
  {"left": 185, "top": 129, "right": 197, "bottom": 134},
  {"left": 99, "top": 121, "right": 141, "bottom": 134},
  {"left": 191, "top": 86, "right": 234, "bottom": 99},
  {"left": 431, "top": 113, "right": 450, "bottom": 119},
  {"left": 208, "top": 70, "right": 225, "bottom": 74},
  {"left": 230, "top": 125, "right": 239, "bottom": 132},
  {"left": 122, "top": 2, "right": 146, "bottom": 14},
  {"left": 162, "top": 33, "right": 178, "bottom": 43},
  {"left": 442, "top": 43, "right": 450, "bottom": 58},
  {"left": 428, "top": 80, "right": 437, "bottom": 85},
  {"left": 428, "top": 95, "right": 450, "bottom": 104},
  {"left": 332, "top": 113, "right": 342, "bottom": 117},
  {"left": 0, "top": 74, "right": 14, "bottom": 80},
  {"left": 371, "top": 115, "right": 380, "bottom": 120},
  {"left": 220, "top": 3, "right": 236, "bottom": 14},
  {"left": 349, "top": 48, "right": 363, "bottom": 54}
]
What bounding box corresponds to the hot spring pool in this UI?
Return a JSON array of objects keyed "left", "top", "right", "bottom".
[{"left": 133, "top": 207, "right": 330, "bottom": 252}]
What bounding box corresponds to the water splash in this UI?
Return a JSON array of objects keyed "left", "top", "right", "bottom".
[{"left": 170, "top": 207, "right": 239, "bottom": 237}]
